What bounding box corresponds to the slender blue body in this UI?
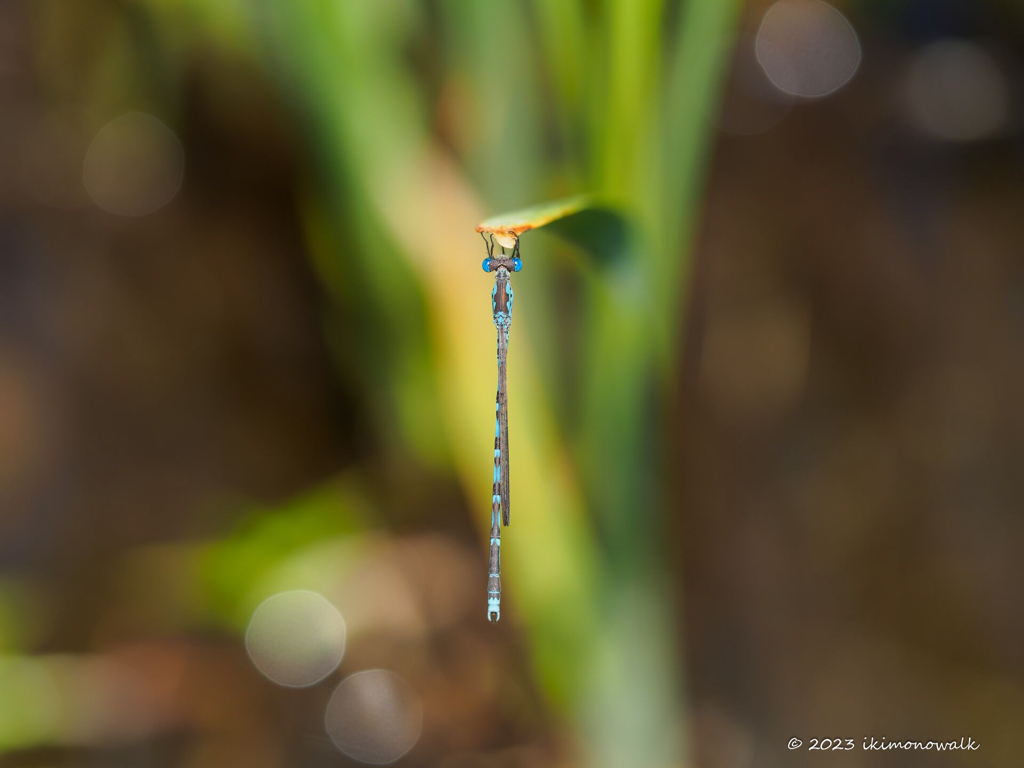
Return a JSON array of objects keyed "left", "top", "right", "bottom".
[{"left": 482, "top": 243, "right": 521, "bottom": 622}]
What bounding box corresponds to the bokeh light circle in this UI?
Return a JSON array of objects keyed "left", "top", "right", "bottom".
[
  {"left": 82, "top": 112, "right": 184, "bottom": 216},
  {"left": 324, "top": 670, "right": 423, "bottom": 764},
  {"left": 756, "top": 0, "right": 861, "bottom": 98},
  {"left": 245, "top": 590, "right": 346, "bottom": 688},
  {"left": 905, "top": 40, "right": 1008, "bottom": 142}
]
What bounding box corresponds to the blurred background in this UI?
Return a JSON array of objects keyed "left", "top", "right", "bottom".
[{"left": 0, "top": 0, "right": 1022, "bottom": 766}]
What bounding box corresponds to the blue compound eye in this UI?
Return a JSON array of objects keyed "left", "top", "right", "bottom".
[
  {"left": 512, "top": 256, "right": 522, "bottom": 272},
  {"left": 482, "top": 257, "right": 492, "bottom": 272}
]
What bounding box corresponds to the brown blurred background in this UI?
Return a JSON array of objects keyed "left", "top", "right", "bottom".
[{"left": 0, "top": 1, "right": 1022, "bottom": 766}]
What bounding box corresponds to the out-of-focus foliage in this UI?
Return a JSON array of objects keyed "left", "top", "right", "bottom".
[
  {"left": 4, "top": 0, "right": 1021, "bottom": 765},
  {"left": 8, "top": 1, "right": 743, "bottom": 763},
  {"left": 200, "top": 477, "right": 370, "bottom": 630},
  {"left": 129, "top": 3, "right": 740, "bottom": 765}
]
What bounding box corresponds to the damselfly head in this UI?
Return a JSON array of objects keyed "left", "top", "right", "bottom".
[
  {"left": 480, "top": 231, "right": 522, "bottom": 274},
  {"left": 484, "top": 259, "right": 516, "bottom": 277}
]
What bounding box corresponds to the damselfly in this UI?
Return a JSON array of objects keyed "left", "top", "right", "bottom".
[{"left": 481, "top": 232, "right": 522, "bottom": 622}]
